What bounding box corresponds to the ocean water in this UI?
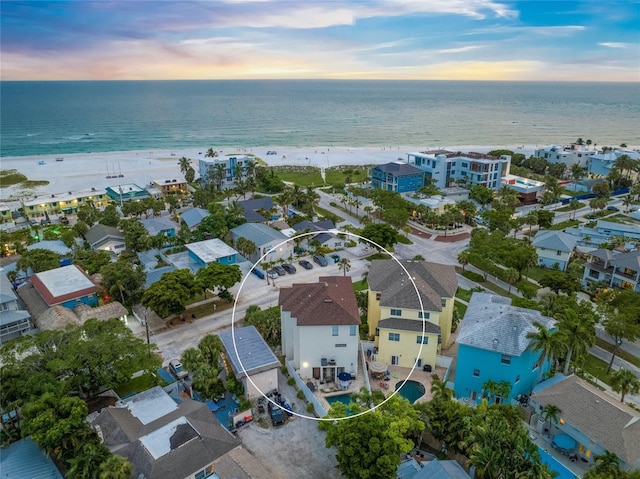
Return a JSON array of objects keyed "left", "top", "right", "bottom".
[{"left": 1, "top": 80, "right": 638, "bottom": 158}]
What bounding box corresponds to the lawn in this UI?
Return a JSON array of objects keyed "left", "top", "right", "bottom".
[
  {"left": 352, "top": 279, "right": 368, "bottom": 291},
  {"left": 548, "top": 220, "right": 581, "bottom": 231},
  {"left": 365, "top": 253, "right": 392, "bottom": 261},
  {"left": 271, "top": 166, "right": 324, "bottom": 187},
  {"left": 115, "top": 372, "right": 168, "bottom": 398},
  {"left": 314, "top": 205, "right": 343, "bottom": 223},
  {"left": 455, "top": 300, "right": 468, "bottom": 319},
  {"left": 0, "top": 169, "right": 27, "bottom": 188},
  {"left": 456, "top": 287, "right": 472, "bottom": 302},
  {"left": 596, "top": 338, "right": 640, "bottom": 368},
  {"left": 578, "top": 353, "right": 612, "bottom": 387},
  {"left": 556, "top": 201, "right": 585, "bottom": 212},
  {"left": 324, "top": 165, "right": 370, "bottom": 189}
]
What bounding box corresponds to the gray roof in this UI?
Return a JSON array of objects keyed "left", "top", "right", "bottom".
[
  {"left": 85, "top": 224, "right": 124, "bottom": 247},
  {"left": 219, "top": 325, "right": 281, "bottom": 378},
  {"left": 532, "top": 375, "right": 640, "bottom": 464},
  {"left": 590, "top": 248, "right": 615, "bottom": 262},
  {"left": 0, "top": 309, "right": 31, "bottom": 327},
  {"left": 0, "top": 436, "right": 63, "bottom": 479},
  {"left": 293, "top": 219, "right": 336, "bottom": 244},
  {"left": 92, "top": 387, "right": 240, "bottom": 479},
  {"left": 415, "top": 460, "right": 472, "bottom": 479},
  {"left": 367, "top": 260, "right": 457, "bottom": 312},
  {"left": 140, "top": 216, "right": 177, "bottom": 236},
  {"left": 180, "top": 207, "right": 210, "bottom": 229},
  {"left": 597, "top": 220, "right": 640, "bottom": 235},
  {"left": 374, "top": 162, "right": 424, "bottom": 176},
  {"left": 230, "top": 222, "right": 287, "bottom": 247},
  {"left": 378, "top": 318, "right": 440, "bottom": 334},
  {"left": 26, "top": 240, "right": 72, "bottom": 255},
  {"left": 532, "top": 230, "right": 578, "bottom": 253},
  {"left": 611, "top": 250, "right": 640, "bottom": 272},
  {"left": 0, "top": 273, "right": 17, "bottom": 304},
  {"left": 186, "top": 238, "right": 239, "bottom": 263},
  {"left": 457, "top": 293, "right": 555, "bottom": 356},
  {"left": 238, "top": 197, "right": 274, "bottom": 223}
]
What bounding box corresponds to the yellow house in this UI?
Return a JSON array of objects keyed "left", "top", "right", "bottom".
[{"left": 367, "top": 260, "right": 457, "bottom": 370}]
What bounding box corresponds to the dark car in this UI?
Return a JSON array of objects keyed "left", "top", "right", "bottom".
[
  {"left": 313, "top": 254, "right": 328, "bottom": 267},
  {"left": 298, "top": 259, "right": 313, "bottom": 270},
  {"left": 273, "top": 265, "right": 286, "bottom": 276},
  {"left": 606, "top": 205, "right": 620, "bottom": 212},
  {"left": 282, "top": 263, "right": 297, "bottom": 274},
  {"left": 268, "top": 402, "right": 286, "bottom": 426},
  {"left": 330, "top": 254, "right": 341, "bottom": 264}
]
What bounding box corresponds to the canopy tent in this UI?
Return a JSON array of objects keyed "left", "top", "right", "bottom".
[{"left": 552, "top": 433, "right": 576, "bottom": 451}]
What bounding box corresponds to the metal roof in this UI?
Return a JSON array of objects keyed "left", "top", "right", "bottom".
[
  {"left": 219, "top": 325, "right": 281, "bottom": 378},
  {"left": 186, "top": 238, "right": 238, "bottom": 263},
  {"left": 0, "top": 437, "right": 63, "bottom": 478}
]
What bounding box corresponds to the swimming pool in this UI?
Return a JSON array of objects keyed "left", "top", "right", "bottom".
[
  {"left": 326, "top": 393, "right": 356, "bottom": 415},
  {"left": 538, "top": 447, "right": 577, "bottom": 479},
  {"left": 395, "top": 380, "right": 426, "bottom": 403}
]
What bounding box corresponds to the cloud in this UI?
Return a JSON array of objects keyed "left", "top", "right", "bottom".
[
  {"left": 436, "top": 45, "right": 483, "bottom": 54},
  {"left": 598, "top": 42, "right": 631, "bottom": 49}
]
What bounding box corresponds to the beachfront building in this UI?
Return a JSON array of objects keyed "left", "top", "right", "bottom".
[
  {"left": 454, "top": 293, "right": 555, "bottom": 404},
  {"left": 186, "top": 238, "right": 240, "bottom": 267},
  {"left": 406, "top": 150, "right": 511, "bottom": 191},
  {"left": 588, "top": 149, "right": 640, "bottom": 177},
  {"left": 89, "top": 386, "right": 242, "bottom": 479},
  {"left": 30, "top": 265, "right": 99, "bottom": 309},
  {"left": 531, "top": 230, "right": 577, "bottom": 271},
  {"left": 219, "top": 326, "right": 281, "bottom": 400},
  {"left": 230, "top": 223, "right": 292, "bottom": 263},
  {"left": 371, "top": 162, "right": 425, "bottom": 193},
  {"left": 85, "top": 224, "right": 126, "bottom": 256},
  {"left": 501, "top": 174, "right": 545, "bottom": 205},
  {"left": 105, "top": 184, "right": 150, "bottom": 204},
  {"left": 534, "top": 144, "right": 596, "bottom": 167},
  {"left": 279, "top": 276, "right": 360, "bottom": 383},
  {"left": 152, "top": 177, "right": 188, "bottom": 196},
  {"left": 198, "top": 156, "right": 251, "bottom": 190},
  {"left": 582, "top": 249, "right": 640, "bottom": 292},
  {"left": 530, "top": 374, "right": 640, "bottom": 470},
  {"left": 0, "top": 272, "right": 31, "bottom": 345},
  {"left": 366, "top": 260, "right": 457, "bottom": 370}
]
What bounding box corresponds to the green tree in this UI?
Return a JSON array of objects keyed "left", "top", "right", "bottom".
[
  {"left": 100, "top": 259, "right": 146, "bottom": 306},
  {"left": 568, "top": 199, "right": 581, "bottom": 220},
  {"left": 504, "top": 267, "right": 519, "bottom": 293},
  {"left": 359, "top": 223, "right": 398, "bottom": 252},
  {"left": 541, "top": 403, "right": 561, "bottom": 433},
  {"left": 98, "top": 454, "right": 133, "bottom": 479},
  {"left": 469, "top": 185, "right": 494, "bottom": 210},
  {"left": 457, "top": 250, "right": 471, "bottom": 271},
  {"left": 99, "top": 204, "right": 121, "bottom": 227},
  {"left": 74, "top": 248, "right": 111, "bottom": 275},
  {"left": 536, "top": 209, "right": 555, "bottom": 229},
  {"left": 195, "top": 262, "right": 242, "bottom": 297},
  {"left": 611, "top": 369, "right": 640, "bottom": 403},
  {"left": 235, "top": 236, "right": 257, "bottom": 259},
  {"left": 17, "top": 248, "right": 62, "bottom": 274},
  {"left": 142, "top": 268, "right": 198, "bottom": 318},
  {"left": 120, "top": 218, "right": 152, "bottom": 252},
  {"left": 539, "top": 271, "right": 581, "bottom": 295},
  {"left": 597, "top": 289, "right": 640, "bottom": 374},
  {"left": 77, "top": 202, "right": 100, "bottom": 226},
  {"left": 244, "top": 305, "right": 282, "bottom": 346},
  {"left": 526, "top": 321, "right": 565, "bottom": 373},
  {"left": 320, "top": 395, "right": 423, "bottom": 479},
  {"left": 67, "top": 442, "right": 110, "bottom": 479},
  {"left": 339, "top": 257, "right": 351, "bottom": 276},
  {"left": 557, "top": 309, "right": 596, "bottom": 375}
]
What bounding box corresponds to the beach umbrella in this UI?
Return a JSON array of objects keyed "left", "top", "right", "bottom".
[
  {"left": 552, "top": 433, "right": 576, "bottom": 450},
  {"left": 338, "top": 372, "right": 352, "bottom": 381}
]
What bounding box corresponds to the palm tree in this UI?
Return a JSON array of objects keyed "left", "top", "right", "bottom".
[
  {"left": 585, "top": 451, "right": 622, "bottom": 479},
  {"left": 611, "top": 368, "right": 640, "bottom": 403},
  {"left": 557, "top": 309, "right": 596, "bottom": 375},
  {"left": 178, "top": 156, "right": 192, "bottom": 176},
  {"left": 540, "top": 404, "right": 561, "bottom": 434},
  {"left": 568, "top": 199, "right": 580, "bottom": 220},
  {"left": 339, "top": 258, "right": 351, "bottom": 276},
  {"left": 205, "top": 147, "right": 218, "bottom": 158},
  {"left": 244, "top": 159, "right": 257, "bottom": 180},
  {"left": 430, "top": 379, "right": 453, "bottom": 402},
  {"left": 526, "top": 322, "right": 564, "bottom": 373},
  {"left": 482, "top": 379, "right": 499, "bottom": 403},
  {"left": 457, "top": 250, "right": 470, "bottom": 271},
  {"left": 614, "top": 154, "right": 634, "bottom": 181},
  {"left": 571, "top": 163, "right": 585, "bottom": 183},
  {"left": 504, "top": 267, "right": 518, "bottom": 293}
]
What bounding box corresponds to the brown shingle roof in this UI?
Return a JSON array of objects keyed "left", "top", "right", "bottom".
[
  {"left": 367, "top": 260, "right": 457, "bottom": 312},
  {"left": 378, "top": 317, "right": 441, "bottom": 334},
  {"left": 532, "top": 375, "right": 640, "bottom": 464},
  {"left": 278, "top": 276, "right": 360, "bottom": 326}
]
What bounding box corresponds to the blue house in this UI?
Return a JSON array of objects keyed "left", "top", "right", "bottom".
[
  {"left": 141, "top": 216, "right": 176, "bottom": 238},
  {"left": 186, "top": 238, "right": 240, "bottom": 267},
  {"left": 30, "top": 265, "right": 99, "bottom": 309},
  {"left": 180, "top": 207, "right": 210, "bottom": 230},
  {"left": 454, "top": 293, "right": 555, "bottom": 403},
  {"left": 371, "top": 162, "right": 425, "bottom": 193}
]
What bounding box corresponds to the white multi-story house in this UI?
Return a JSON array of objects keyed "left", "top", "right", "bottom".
[
  {"left": 279, "top": 276, "right": 360, "bottom": 383},
  {"left": 582, "top": 249, "right": 640, "bottom": 293},
  {"left": 198, "top": 155, "right": 251, "bottom": 189},
  {"left": 534, "top": 144, "right": 596, "bottom": 167},
  {"left": 406, "top": 150, "right": 511, "bottom": 191},
  {"left": 531, "top": 230, "right": 578, "bottom": 271}
]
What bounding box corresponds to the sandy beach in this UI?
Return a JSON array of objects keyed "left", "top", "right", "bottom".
[{"left": 1, "top": 145, "right": 539, "bottom": 203}]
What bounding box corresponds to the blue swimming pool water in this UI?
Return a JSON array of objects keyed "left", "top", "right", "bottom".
[
  {"left": 326, "top": 393, "right": 357, "bottom": 415},
  {"left": 538, "top": 447, "right": 577, "bottom": 479},
  {"left": 395, "top": 380, "right": 426, "bottom": 403}
]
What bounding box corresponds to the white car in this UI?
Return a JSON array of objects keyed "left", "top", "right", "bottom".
[{"left": 169, "top": 359, "right": 188, "bottom": 379}]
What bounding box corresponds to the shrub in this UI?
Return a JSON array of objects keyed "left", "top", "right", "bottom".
[
  {"left": 287, "top": 377, "right": 295, "bottom": 386},
  {"left": 297, "top": 390, "right": 304, "bottom": 399},
  {"left": 306, "top": 403, "right": 315, "bottom": 414},
  {"left": 281, "top": 365, "right": 288, "bottom": 375}
]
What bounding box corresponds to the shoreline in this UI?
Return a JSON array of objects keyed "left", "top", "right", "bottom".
[{"left": 0, "top": 143, "right": 602, "bottom": 203}]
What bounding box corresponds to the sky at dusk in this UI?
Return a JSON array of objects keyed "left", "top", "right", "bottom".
[{"left": 1, "top": 0, "right": 639, "bottom": 81}]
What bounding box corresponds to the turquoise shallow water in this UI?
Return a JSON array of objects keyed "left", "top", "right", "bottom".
[{"left": 2, "top": 80, "right": 638, "bottom": 157}]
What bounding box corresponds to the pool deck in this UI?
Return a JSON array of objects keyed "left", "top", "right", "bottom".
[
  {"left": 528, "top": 428, "right": 589, "bottom": 478},
  {"left": 371, "top": 364, "right": 447, "bottom": 404}
]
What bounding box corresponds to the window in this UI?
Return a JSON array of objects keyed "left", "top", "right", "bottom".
[
  {"left": 375, "top": 328, "right": 380, "bottom": 336},
  {"left": 588, "top": 269, "right": 600, "bottom": 279},
  {"left": 390, "top": 309, "right": 402, "bottom": 316},
  {"left": 376, "top": 292, "right": 381, "bottom": 301},
  {"left": 350, "top": 325, "right": 357, "bottom": 336},
  {"left": 335, "top": 343, "right": 347, "bottom": 348},
  {"left": 418, "top": 311, "right": 430, "bottom": 319},
  {"left": 388, "top": 332, "right": 400, "bottom": 342},
  {"left": 556, "top": 250, "right": 562, "bottom": 256},
  {"left": 332, "top": 326, "right": 339, "bottom": 336},
  {"left": 441, "top": 299, "right": 447, "bottom": 307},
  {"left": 415, "top": 358, "right": 423, "bottom": 367},
  {"left": 515, "top": 375, "right": 521, "bottom": 384},
  {"left": 391, "top": 355, "right": 399, "bottom": 365},
  {"left": 473, "top": 369, "right": 480, "bottom": 377},
  {"left": 416, "top": 336, "right": 429, "bottom": 344},
  {"left": 195, "top": 471, "right": 206, "bottom": 479},
  {"left": 501, "top": 354, "right": 511, "bottom": 365}
]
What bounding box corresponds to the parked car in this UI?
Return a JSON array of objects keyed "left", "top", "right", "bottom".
[
  {"left": 169, "top": 359, "right": 188, "bottom": 379},
  {"left": 330, "top": 254, "right": 341, "bottom": 264},
  {"left": 273, "top": 265, "right": 286, "bottom": 276},
  {"left": 268, "top": 403, "right": 286, "bottom": 426},
  {"left": 606, "top": 205, "right": 620, "bottom": 212},
  {"left": 313, "top": 254, "right": 328, "bottom": 267},
  {"left": 252, "top": 267, "right": 265, "bottom": 280},
  {"left": 298, "top": 259, "right": 313, "bottom": 270},
  {"left": 266, "top": 269, "right": 279, "bottom": 279},
  {"left": 59, "top": 216, "right": 69, "bottom": 225},
  {"left": 282, "top": 263, "right": 297, "bottom": 274}
]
